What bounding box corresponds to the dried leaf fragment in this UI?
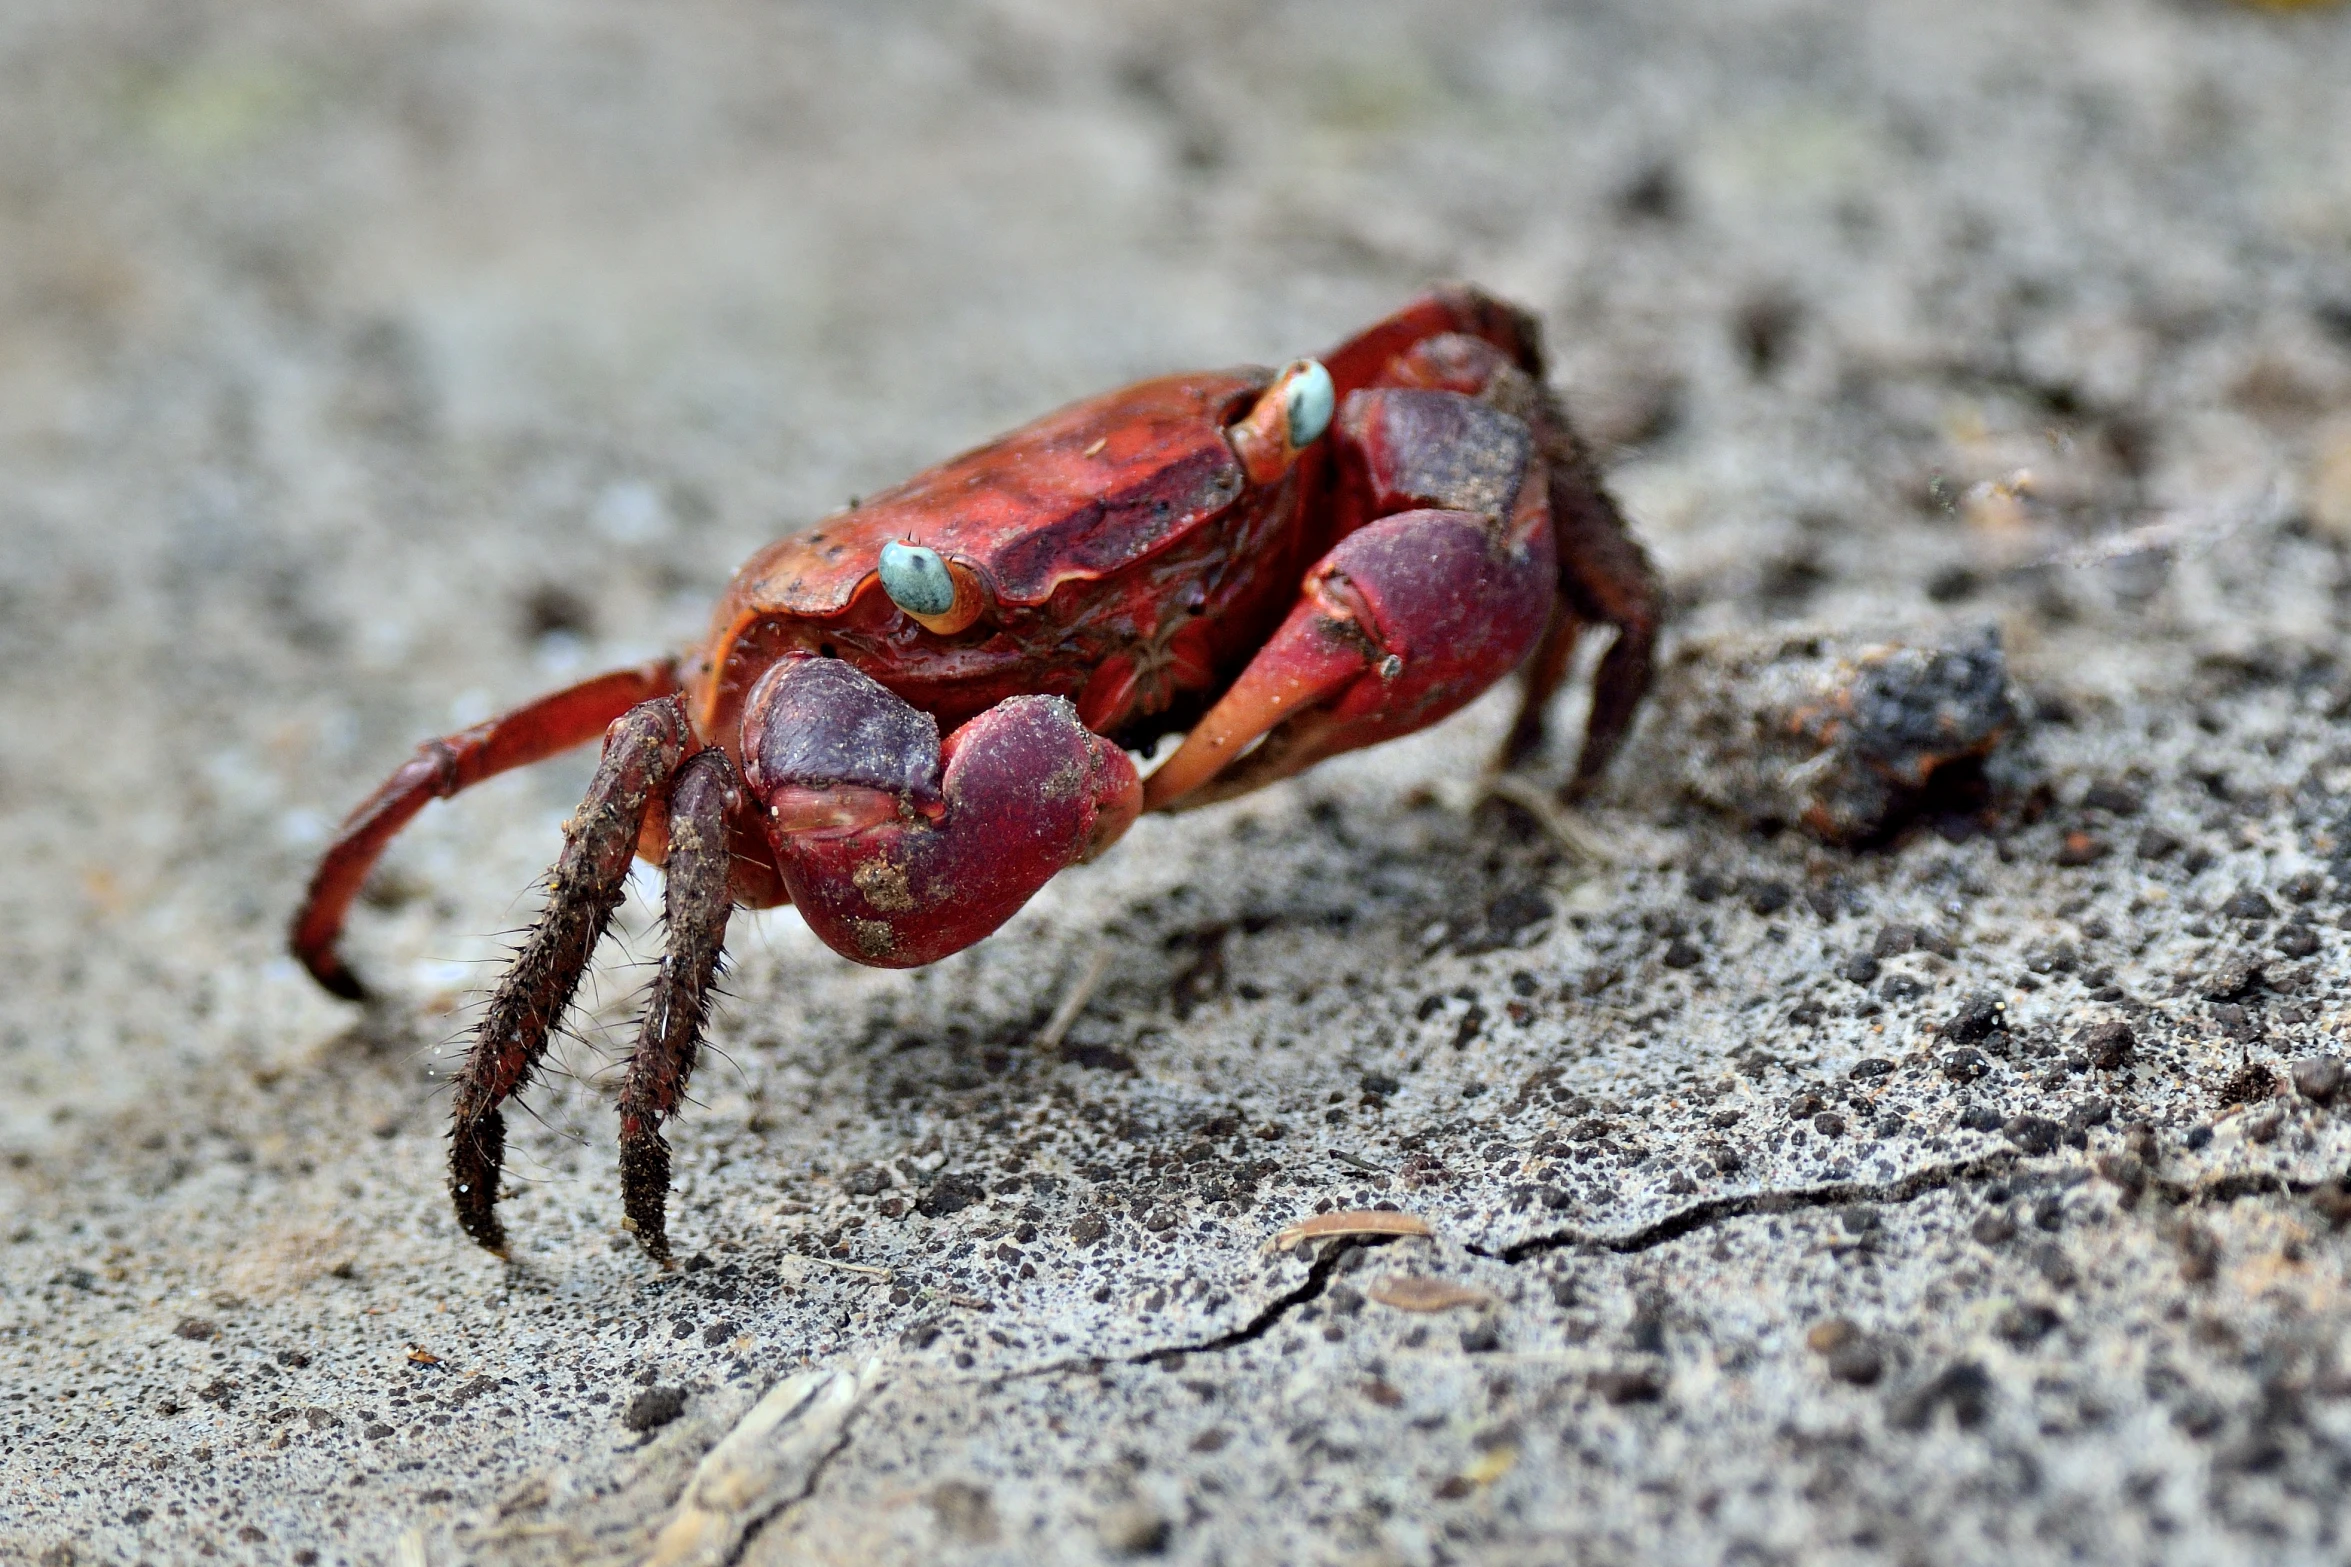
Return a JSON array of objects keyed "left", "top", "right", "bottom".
[
  {"left": 1367, "top": 1274, "right": 1492, "bottom": 1313},
  {"left": 1269, "top": 1210, "right": 1432, "bottom": 1252}
]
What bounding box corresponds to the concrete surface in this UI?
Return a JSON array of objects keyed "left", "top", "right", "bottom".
[{"left": 6, "top": 1, "right": 2351, "bottom": 1563}]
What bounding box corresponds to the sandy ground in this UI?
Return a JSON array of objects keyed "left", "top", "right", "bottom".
[{"left": 6, "top": 1, "right": 2351, "bottom": 1563}]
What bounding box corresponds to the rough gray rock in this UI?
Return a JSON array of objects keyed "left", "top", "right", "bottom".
[{"left": 7, "top": 2, "right": 2351, "bottom": 1565}]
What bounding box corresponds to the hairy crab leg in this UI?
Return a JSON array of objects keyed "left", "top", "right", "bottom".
[
  {"left": 617, "top": 746, "right": 741, "bottom": 1264},
  {"left": 290, "top": 659, "right": 679, "bottom": 999},
  {"left": 448, "top": 695, "right": 689, "bottom": 1257}
]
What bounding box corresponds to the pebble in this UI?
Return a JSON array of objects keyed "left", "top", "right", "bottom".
[
  {"left": 1993, "top": 1304, "right": 2061, "bottom": 1345},
  {"left": 2002, "top": 1115, "right": 2061, "bottom": 1155},
  {"left": 1943, "top": 993, "right": 2006, "bottom": 1042},
  {"left": 2055, "top": 831, "right": 2106, "bottom": 867},
  {"left": 1097, "top": 1501, "right": 1172, "bottom": 1557},
  {"left": 2135, "top": 826, "right": 2183, "bottom": 860},
  {"left": 2080, "top": 780, "right": 2142, "bottom": 815},
  {"left": 1840, "top": 952, "right": 1881, "bottom": 985},
  {"left": 1971, "top": 1210, "right": 2018, "bottom": 1246},
  {"left": 1805, "top": 1319, "right": 1885, "bottom": 1386},
  {"left": 2292, "top": 1056, "right": 2345, "bottom": 1104},
  {"left": 2074, "top": 1020, "right": 2135, "bottom": 1071},
  {"left": 2217, "top": 1062, "right": 2278, "bottom": 1107},
  {"left": 1957, "top": 1105, "right": 2003, "bottom": 1133},
  {"left": 1590, "top": 1367, "right": 1665, "bottom": 1404},
  {"left": 2280, "top": 870, "right": 2324, "bottom": 903},
  {"left": 1940, "top": 1048, "right": 1990, "bottom": 1083},
  {"left": 2220, "top": 888, "right": 2275, "bottom": 922},
  {"left": 1889, "top": 1362, "right": 1993, "bottom": 1431},
  {"left": 2202, "top": 959, "right": 2261, "bottom": 1001},
  {"left": 1662, "top": 939, "right": 1703, "bottom": 970},
  {"left": 622, "top": 1386, "right": 686, "bottom": 1434},
  {"left": 2276, "top": 924, "right": 2320, "bottom": 958}
]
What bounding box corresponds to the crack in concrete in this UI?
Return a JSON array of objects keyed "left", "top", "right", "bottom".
[{"left": 1483, "top": 1153, "right": 2029, "bottom": 1264}]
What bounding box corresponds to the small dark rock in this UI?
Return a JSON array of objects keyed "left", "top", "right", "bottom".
[
  {"left": 2136, "top": 827, "right": 2183, "bottom": 860},
  {"left": 1958, "top": 1104, "right": 2004, "bottom": 1133},
  {"left": 2032, "top": 1194, "right": 2065, "bottom": 1231},
  {"left": 2002, "top": 1115, "right": 2061, "bottom": 1155},
  {"left": 1070, "top": 1214, "right": 1109, "bottom": 1247},
  {"left": 1746, "top": 881, "right": 1793, "bottom": 916},
  {"left": 1826, "top": 1341, "right": 1883, "bottom": 1386},
  {"left": 840, "top": 1165, "right": 889, "bottom": 1197},
  {"left": 1840, "top": 952, "right": 1882, "bottom": 985},
  {"left": 1360, "top": 1072, "right": 1401, "bottom": 1099},
  {"left": 2081, "top": 780, "right": 2142, "bottom": 816},
  {"left": 2203, "top": 960, "right": 2261, "bottom": 1002},
  {"left": 1661, "top": 939, "right": 1703, "bottom": 970},
  {"left": 1840, "top": 1205, "right": 1879, "bottom": 1234},
  {"left": 1873, "top": 924, "right": 1919, "bottom": 957},
  {"left": 2054, "top": 832, "right": 2107, "bottom": 867},
  {"left": 1786, "top": 1091, "right": 1826, "bottom": 1118},
  {"left": 2172, "top": 1398, "right": 2226, "bottom": 1438},
  {"left": 1971, "top": 1210, "right": 2017, "bottom": 1246},
  {"left": 1994, "top": 1304, "right": 2061, "bottom": 1345},
  {"left": 2183, "top": 1125, "right": 2213, "bottom": 1151},
  {"left": 2175, "top": 1221, "right": 2221, "bottom": 1284},
  {"left": 1943, "top": 992, "right": 2006, "bottom": 1042},
  {"left": 1590, "top": 1366, "right": 1665, "bottom": 1404},
  {"left": 918, "top": 1172, "right": 989, "bottom": 1218},
  {"left": 2071, "top": 1097, "right": 2112, "bottom": 1129},
  {"left": 1880, "top": 973, "right": 1927, "bottom": 1003},
  {"left": 1097, "top": 1502, "right": 1172, "bottom": 1557},
  {"left": 1486, "top": 887, "right": 1555, "bottom": 941},
  {"left": 2280, "top": 870, "right": 2324, "bottom": 903},
  {"left": 2277, "top": 923, "right": 2321, "bottom": 958},
  {"left": 1813, "top": 1112, "right": 1847, "bottom": 1137},
  {"left": 2075, "top": 1021, "right": 2135, "bottom": 1071},
  {"left": 1940, "top": 1048, "right": 1990, "bottom": 1084},
  {"left": 1849, "top": 1057, "right": 1895, "bottom": 1081},
  {"left": 1459, "top": 1324, "right": 1502, "bottom": 1354},
  {"left": 2292, "top": 1056, "right": 2345, "bottom": 1104},
  {"left": 1889, "top": 1362, "right": 1993, "bottom": 1431},
  {"left": 622, "top": 1387, "right": 686, "bottom": 1434},
  {"left": 172, "top": 1318, "right": 218, "bottom": 1342},
  {"left": 2217, "top": 1062, "right": 2278, "bottom": 1107},
  {"left": 2221, "top": 888, "right": 2276, "bottom": 922}
]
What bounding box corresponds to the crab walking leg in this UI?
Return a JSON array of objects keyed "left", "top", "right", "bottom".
[
  {"left": 291, "top": 660, "right": 680, "bottom": 999},
  {"left": 448, "top": 696, "right": 689, "bottom": 1256},
  {"left": 1505, "top": 407, "right": 1661, "bottom": 794},
  {"left": 739, "top": 657, "right": 1142, "bottom": 970},
  {"left": 614, "top": 747, "right": 740, "bottom": 1263}
]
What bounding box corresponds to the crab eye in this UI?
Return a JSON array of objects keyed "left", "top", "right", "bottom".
[
  {"left": 1281, "top": 359, "right": 1334, "bottom": 449},
  {"left": 878, "top": 541, "right": 958, "bottom": 617}
]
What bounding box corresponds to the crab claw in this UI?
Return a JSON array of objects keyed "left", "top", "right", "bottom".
[
  {"left": 1145, "top": 505, "right": 1555, "bottom": 809},
  {"left": 742, "top": 656, "right": 1142, "bottom": 967}
]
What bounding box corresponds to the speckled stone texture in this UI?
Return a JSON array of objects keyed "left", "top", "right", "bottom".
[{"left": 6, "top": 2, "right": 2351, "bottom": 1565}]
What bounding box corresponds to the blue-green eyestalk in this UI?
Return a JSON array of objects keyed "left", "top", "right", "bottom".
[{"left": 877, "top": 541, "right": 986, "bottom": 634}]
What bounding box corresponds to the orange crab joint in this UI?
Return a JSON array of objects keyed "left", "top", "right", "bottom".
[{"left": 1226, "top": 358, "right": 1336, "bottom": 485}]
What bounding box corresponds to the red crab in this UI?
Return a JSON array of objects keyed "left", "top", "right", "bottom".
[{"left": 291, "top": 286, "right": 1660, "bottom": 1261}]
